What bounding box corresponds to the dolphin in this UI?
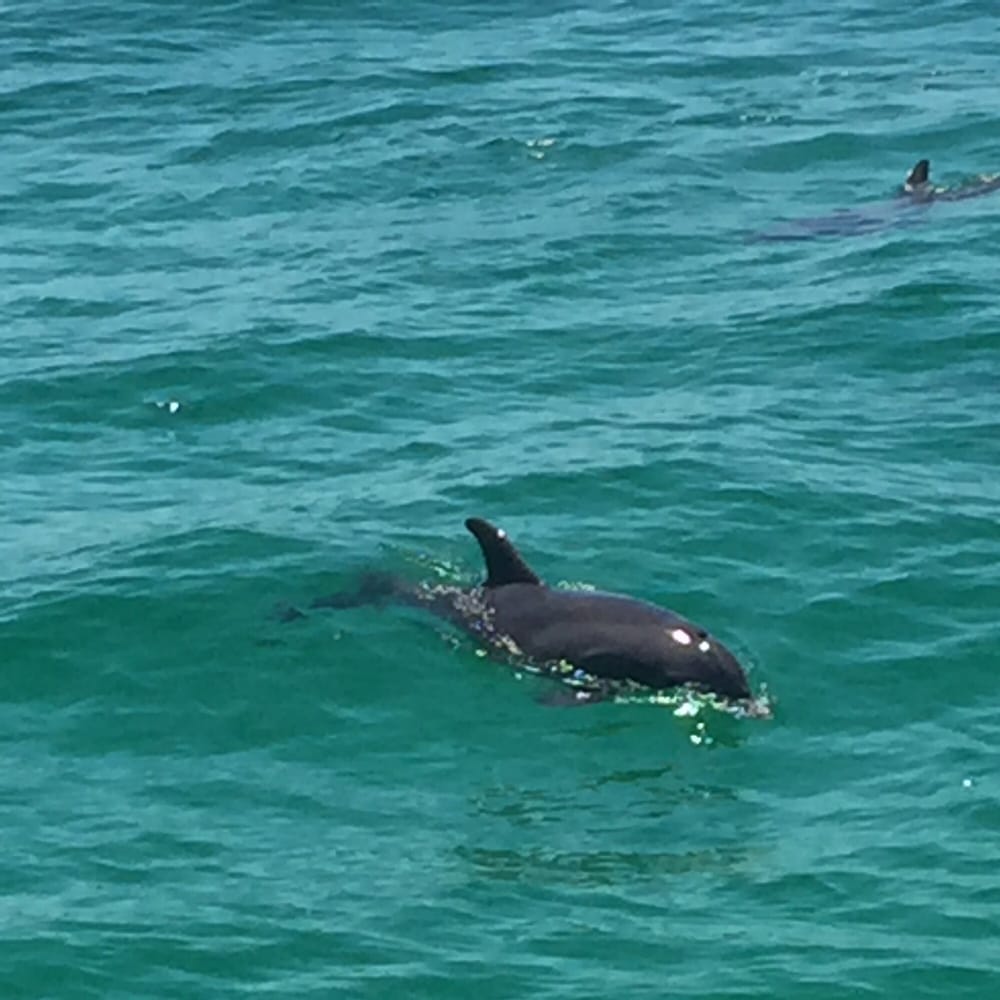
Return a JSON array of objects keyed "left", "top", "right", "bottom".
[
  {"left": 751, "top": 158, "right": 1000, "bottom": 242},
  {"left": 901, "top": 158, "right": 1000, "bottom": 202},
  {"left": 305, "top": 518, "right": 758, "bottom": 708}
]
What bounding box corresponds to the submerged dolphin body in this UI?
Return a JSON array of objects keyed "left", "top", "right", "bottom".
[
  {"left": 752, "top": 159, "right": 1000, "bottom": 242},
  {"left": 309, "top": 518, "right": 757, "bottom": 707}
]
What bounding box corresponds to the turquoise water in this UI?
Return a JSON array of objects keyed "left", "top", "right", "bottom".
[{"left": 4, "top": 0, "right": 1000, "bottom": 995}]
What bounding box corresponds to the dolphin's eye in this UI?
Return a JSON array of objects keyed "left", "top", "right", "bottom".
[{"left": 696, "top": 630, "right": 708, "bottom": 639}]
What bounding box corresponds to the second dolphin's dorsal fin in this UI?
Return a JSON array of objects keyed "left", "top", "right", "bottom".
[
  {"left": 904, "top": 159, "right": 930, "bottom": 191},
  {"left": 465, "top": 518, "right": 542, "bottom": 588}
]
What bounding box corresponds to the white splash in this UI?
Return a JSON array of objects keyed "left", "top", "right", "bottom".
[{"left": 526, "top": 137, "right": 556, "bottom": 160}]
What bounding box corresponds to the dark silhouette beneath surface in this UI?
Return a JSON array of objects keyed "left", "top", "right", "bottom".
[{"left": 752, "top": 159, "right": 1000, "bottom": 242}]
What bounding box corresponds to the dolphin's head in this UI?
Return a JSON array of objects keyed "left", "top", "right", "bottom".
[
  {"left": 579, "top": 619, "right": 753, "bottom": 701},
  {"left": 644, "top": 623, "right": 752, "bottom": 701}
]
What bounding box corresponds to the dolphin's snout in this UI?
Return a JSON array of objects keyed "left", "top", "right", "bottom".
[{"left": 709, "top": 643, "right": 752, "bottom": 701}]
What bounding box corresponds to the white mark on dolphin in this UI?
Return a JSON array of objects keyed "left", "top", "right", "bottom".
[
  {"left": 698, "top": 640, "right": 711, "bottom": 653},
  {"left": 670, "top": 628, "right": 692, "bottom": 645}
]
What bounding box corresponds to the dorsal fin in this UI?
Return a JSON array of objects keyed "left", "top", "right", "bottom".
[
  {"left": 465, "top": 518, "right": 542, "bottom": 588},
  {"left": 905, "top": 159, "right": 930, "bottom": 189}
]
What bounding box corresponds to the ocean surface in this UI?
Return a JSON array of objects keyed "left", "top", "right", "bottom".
[{"left": 3, "top": 0, "right": 999, "bottom": 996}]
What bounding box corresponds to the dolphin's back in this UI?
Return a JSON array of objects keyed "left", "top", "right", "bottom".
[
  {"left": 489, "top": 586, "right": 690, "bottom": 680},
  {"left": 490, "top": 585, "right": 683, "bottom": 638}
]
